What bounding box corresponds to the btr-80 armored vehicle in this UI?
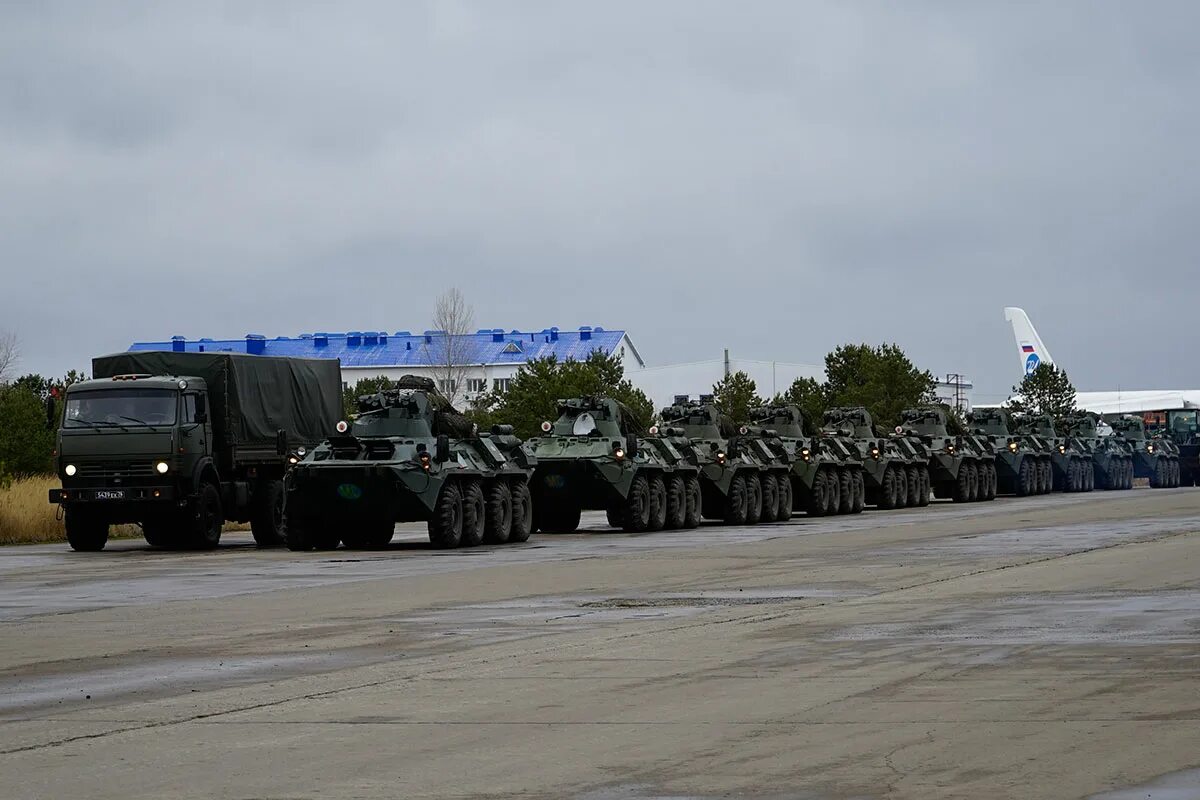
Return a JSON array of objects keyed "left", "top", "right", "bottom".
[
  {"left": 1016, "top": 414, "right": 1094, "bottom": 493},
  {"left": 968, "top": 408, "right": 1054, "bottom": 495},
  {"left": 822, "top": 407, "right": 929, "bottom": 509},
  {"left": 749, "top": 405, "right": 863, "bottom": 516},
  {"left": 284, "top": 376, "right": 535, "bottom": 550},
  {"left": 659, "top": 396, "right": 792, "bottom": 525},
  {"left": 526, "top": 397, "right": 701, "bottom": 533},
  {"left": 896, "top": 406, "right": 996, "bottom": 503},
  {"left": 1111, "top": 415, "right": 1182, "bottom": 488},
  {"left": 1158, "top": 410, "right": 1199, "bottom": 486},
  {"left": 1062, "top": 412, "right": 1132, "bottom": 491}
]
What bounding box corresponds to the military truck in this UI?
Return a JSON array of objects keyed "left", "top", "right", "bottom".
[
  {"left": 1156, "top": 410, "right": 1199, "bottom": 486},
  {"left": 524, "top": 396, "right": 700, "bottom": 533},
  {"left": 659, "top": 396, "right": 791, "bottom": 525},
  {"left": 750, "top": 405, "right": 863, "bottom": 516},
  {"left": 49, "top": 351, "right": 341, "bottom": 551},
  {"left": 1110, "top": 415, "right": 1182, "bottom": 488},
  {"left": 285, "top": 376, "right": 535, "bottom": 550},
  {"left": 968, "top": 408, "right": 1055, "bottom": 495},
  {"left": 1015, "top": 414, "right": 1094, "bottom": 493},
  {"left": 896, "top": 406, "right": 996, "bottom": 502},
  {"left": 822, "top": 407, "right": 929, "bottom": 509},
  {"left": 1062, "top": 412, "right": 1133, "bottom": 491}
]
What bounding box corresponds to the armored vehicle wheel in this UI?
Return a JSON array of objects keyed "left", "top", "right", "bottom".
[
  {"left": 1125, "top": 459, "right": 1134, "bottom": 489},
  {"left": 745, "top": 474, "right": 763, "bottom": 524},
  {"left": 460, "top": 481, "right": 487, "bottom": 547},
  {"left": 187, "top": 483, "right": 223, "bottom": 550},
  {"left": 807, "top": 469, "right": 831, "bottom": 515},
  {"left": 776, "top": 475, "right": 794, "bottom": 521},
  {"left": 984, "top": 462, "right": 998, "bottom": 501},
  {"left": 65, "top": 507, "right": 108, "bottom": 552},
  {"left": 877, "top": 466, "right": 898, "bottom": 510},
  {"left": 684, "top": 475, "right": 703, "bottom": 528},
  {"left": 905, "top": 465, "right": 921, "bottom": 508},
  {"left": 284, "top": 514, "right": 339, "bottom": 551},
  {"left": 647, "top": 474, "right": 668, "bottom": 531},
  {"left": 509, "top": 481, "right": 533, "bottom": 542},
  {"left": 605, "top": 507, "right": 623, "bottom": 529},
  {"left": 250, "top": 479, "right": 286, "bottom": 547},
  {"left": 1017, "top": 459, "right": 1033, "bottom": 496},
  {"left": 759, "top": 473, "right": 779, "bottom": 523},
  {"left": 1084, "top": 462, "right": 1095, "bottom": 491},
  {"left": 1072, "top": 460, "right": 1085, "bottom": 491},
  {"left": 1172, "top": 459, "right": 1182, "bottom": 487},
  {"left": 428, "top": 482, "right": 464, "bottom": 548},
  {"left": 1151, "top": 459, "right": 1164, "bottom": 488},
  {"left": 723, "top": 473, "right": 749, "bottom": 525},
  {"left": 970, "top": 461, "right": 982, "bottom": 501},
  {"left": 954, "top": 461, "right": 972, "bottom": 503},
  {"left": 142, "top": 519, "right": 174, "bottom": 548},
  {"left": 343, "top": 519, "right": 394, "bottom": 549},
  {"left": 1044, "top": 460, "right": 1054, "bottom": 494},
  {"left": 624, "top": 474, "right": 653, "bottom": 531},
  {"left": 484, "top": 482, "right": 514, "bottom": 544},
  {"left": 893, "top": 466, "right": 907, "bottom": 509},
  {"left": 851, "top": 470, "right": 866, "bottom": 513},
  {"left": 825, "top": 467, "right": 842, "bottom": 514},
  {"left": 540, "top": 501, "right": 581, "bottom": 533},
  {"left": 838, "top": 469, "right": 854, "bottom": 514},
  {"left": 664, "top": 475, "right": 687, "bottom": 529},
  {"left": 917, "top": 467, "right": 931, "bottom": 507}
]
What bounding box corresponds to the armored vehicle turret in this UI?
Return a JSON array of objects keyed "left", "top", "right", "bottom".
[
  {"left": 1062, "top": 412, "right": 1133, "bottom": 491},
  {"left": 1110, "top": 415, "right": 1181, "bottom": 488},
  {"left": 659, "top": 396, "right": 791, "bottom": 525},
  {"left": 750, "top": 405, "right": 863, "bottom": 516},
  {"left": 823, "top": 407, "right": 929, "bottom": 509},
  {"left": 968, "top": 408, "right": 1055, "bottom": 495},
  {"left": 284, "top": 376, "right": 535, "bottom": 550},
  {"left": 1015, "top": 414, "right": 1094, "bottom": 493},
  {"left": 526, "top": 397, "right": 701, "bottom": 533},
  {"left": 896, "top": 406, "right": 996, "bottom": 503}
]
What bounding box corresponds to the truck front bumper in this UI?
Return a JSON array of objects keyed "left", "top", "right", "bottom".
[{"left": 49, "top": 486, "right": 178, "bottom": 504}]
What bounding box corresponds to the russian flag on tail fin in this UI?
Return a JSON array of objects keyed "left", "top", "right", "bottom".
[{"left": 1021, "top": 344, "right": 1035, "bottom": 353}]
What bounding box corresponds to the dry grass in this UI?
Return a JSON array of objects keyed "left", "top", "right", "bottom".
[{"left": 0, "top": 475, "right": 139, "bottom": 545}]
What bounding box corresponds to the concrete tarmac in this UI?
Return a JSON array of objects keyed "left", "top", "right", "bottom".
[{"left": 2, "top": 489, "right": 1199, "bottom": 799}]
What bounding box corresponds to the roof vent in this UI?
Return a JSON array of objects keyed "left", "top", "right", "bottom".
[
  {"left": 314, "top": 333, "right": 329, "bottom": 348},
  {"left": 171, "top": 335, "right": 186, "bottom": 353},
  {"left": 394, "top": 330, "right": 412, "bottom": 336},
  {"left": 347, "top": 331, "right": 362, "bottom": 347},
  {"left": 579, "top": 326, "right": 592, "bottom": 341},
  {"left": 245, "top": 334, "right": 266, "bottom": 355},
  {"left": 363, "top": 331, "right": 379, "bottom": 346},
  {"left": 492, "top": 328, "right": 505, "bottom": 343}
]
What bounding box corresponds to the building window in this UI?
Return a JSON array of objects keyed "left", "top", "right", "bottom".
[
  {"left": 493, "top": 378, "right": 511, "bottom": 394},
  {"left": 466, "top": 378, "right": 486, "bottom": 394},
  {"left": 439, "top": 379, "right": 457, "bottom": 394}
]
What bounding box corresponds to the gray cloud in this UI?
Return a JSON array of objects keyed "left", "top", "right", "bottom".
[{"left": 3, "top": 1, "right": 1199, "bottom": 403}]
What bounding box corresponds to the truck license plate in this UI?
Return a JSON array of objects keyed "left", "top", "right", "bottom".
[{"left": 95, "top": 490, "right": 126, "bottom": 500}]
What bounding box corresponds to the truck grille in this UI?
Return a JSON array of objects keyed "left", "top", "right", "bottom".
[{"left": 72, "top": 462, "right": 161, "bottom": 487}]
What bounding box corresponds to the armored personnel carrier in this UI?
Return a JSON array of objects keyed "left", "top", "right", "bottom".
[
  {"left": 284, "top": 376, "right": 535, "bottom": 550},
  {"left": 822, "top": 407, "right": 929, "bottom": 509},
  {"left": 968, "top": 408, "right": 1054, "bottom": 496},
  {"left": 659, "top": 396, "right": 791, "bottom": 525},
  {"left": 526, "top": 397, "right": 701, "bottom": 533},
  {"left": 1062, "top": 412, "right": 1133, "bottom": 491},
  {"left": 896, "top": 406, "right": 996, "bottom": 503},
  {"left": 750, "top": 405, "right": 863, "bottom": 516},
  {"left": 1110, "top": 415, "right": 1182, "bottom": 488},
  {"left": 1015, "top": 414, "right": 1094, "bottom": 493},
  {"left": 1158, "top": 410, "right": 1199, "bottom": 486}
]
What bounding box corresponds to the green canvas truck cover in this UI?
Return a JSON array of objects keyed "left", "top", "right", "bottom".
[{"left": 91, "top": 352, "right": 342, "bottom": 451}]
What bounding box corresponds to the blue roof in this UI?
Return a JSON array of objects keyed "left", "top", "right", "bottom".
[{"left": 129, "top": 327, "right": 639, "bottom": 368}]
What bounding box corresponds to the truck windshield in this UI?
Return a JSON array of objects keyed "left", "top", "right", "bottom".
[{"left": 65, "top": 389, "right": 178, "bottom": 427}]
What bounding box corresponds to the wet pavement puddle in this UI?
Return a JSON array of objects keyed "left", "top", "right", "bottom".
[{"left": 1087, "top": 767, "right": 1200, "bottom": 799}]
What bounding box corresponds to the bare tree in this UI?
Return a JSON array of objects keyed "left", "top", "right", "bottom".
[
  {"left": 0, "top": 331, "right": 18, "bottom": 384},
  {"left": 426, "top": 288, "right": 475, "bottom": 407}
]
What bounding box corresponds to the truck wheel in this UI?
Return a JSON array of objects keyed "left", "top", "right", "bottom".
[
  {"left": 509, "top": 481, "right": 533, "bottom": 543},
  {"left": 484, "top": 482, "right": 513, "bottom": 544},
  {"left": 745, "top": 474, "right": 763, "bottom": 524},
  {"left": 647, "top": 474, "right": 668, "bottom": 531},
  {"left": 188, "top": 483, "right": 223, "bottom": 549},
  {"left": 65, "top": 508, "right": 108, "bottom": 552},
  {"left": 723, "top": 473, "right": 748, "bottom": 525},
  {"left": 250, "top": 480, "right": 286, "bottom": 547},
  {"left": 851, "top": 470, "right": 866, "bottom": 513},
  {"left": 905, "top": 465, "right": 920, "bottom": 508},
  {"left": 892, "top": 466, "right": 907, "bottom": 509},
  {"left": 684, "top": 475, "right": 703, "bottom": 528},
  {"left": 428, "top": 482, "right": 464, "bottom": 548},
  {"left": 624, "top": 474, "right": 652, "bottom": 532},
  {"left": 877, "top": 466, "right": 897, "bottom": 510},
  {"left": 759, "top": 473, "right": 779, "bottom": 523},
  {"left": 776, "top": 474, "right": 794, "bottom": 521},
  {"left": 460, "top": 481, "right": 487, "bottom": 547},
  {"left": 838, "top": 468, "right": 854, "bottom": 514},
  {"left": 807, "top": 469, "right": 830, "bottom": 515},
  {"left": 664, "top": 474, "right": 687, "bottom": 529}
]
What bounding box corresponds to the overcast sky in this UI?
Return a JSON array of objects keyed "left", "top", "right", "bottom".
[{"left": 3, "top": 1, "right": 1198, "bottom": 403}]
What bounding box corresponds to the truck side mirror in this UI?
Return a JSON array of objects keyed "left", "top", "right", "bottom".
[
  {"left": 435, "top": 434, "right": 450, "bottom": 463},
  {"left": 45, "top": 397, "right": 56, "bottom": 429},
  {"left": 625, "top": 432, "right": 638, "bottom": 458},
  {"left": 195, "top": 394, "right": 207, "bottom": 424},
  {"left": 276, "top": 429, "right": 288, "bottom": 457}
]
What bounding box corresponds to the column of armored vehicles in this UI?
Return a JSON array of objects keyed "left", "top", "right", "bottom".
[{"left": 48, "top": 352, "right": 1191, "bottom": 552}]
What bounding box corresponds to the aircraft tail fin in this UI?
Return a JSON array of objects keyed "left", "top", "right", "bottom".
[{"left": 1004, "top": 307, "right": 1054, "bottom": 377}]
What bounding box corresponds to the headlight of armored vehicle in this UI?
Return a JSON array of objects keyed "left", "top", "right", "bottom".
[
  {"left": 946, "top": 444, "right": 956, "bottom": 454},
  {"left": 716, "top": 451, "right": 726, "bottom": 464},
  {"left": 1146, "top": 444, "right": 1155, "bottom": 453},
  {"left": 64, "top": 464, "right": 77, "bottom": 477},
  {"left": 1008, "top": 442, "right": 1018, "bottom": 452},
  {"left": 1058, "top": 444, "right": 1066, "bottom": 454},
  {"left": 801, "top": 447, "right": 811, "bottom": 460},
  {"left": 336, "top": 420, "right": 349, "bottom": 434},
  {"left": 155, "top": 461, "right": 170, "bottom": 474}
]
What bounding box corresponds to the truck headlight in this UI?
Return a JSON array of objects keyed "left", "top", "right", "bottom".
[
  {"left": 155, "top": 461, "right": 170, "bottom": 474},
  {"left": 64, "top": 464, "right": 77, "bottom": 477}
]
